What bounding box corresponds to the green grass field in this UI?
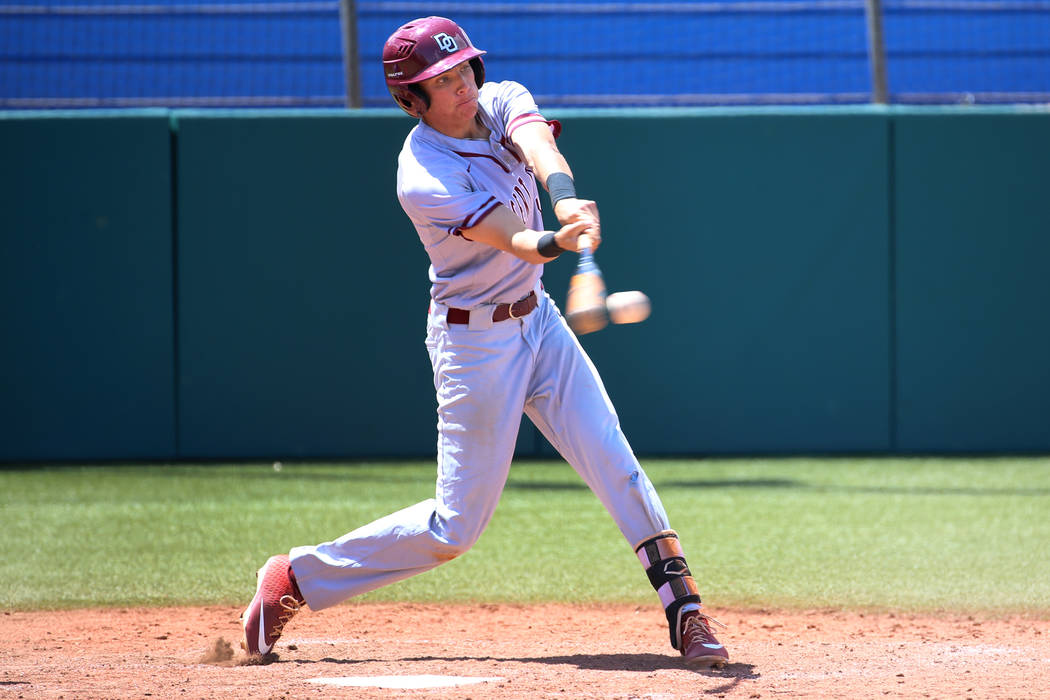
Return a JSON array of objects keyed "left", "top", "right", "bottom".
[{"left": 2, "top": 457, "right": 1048, "bottom": 614}]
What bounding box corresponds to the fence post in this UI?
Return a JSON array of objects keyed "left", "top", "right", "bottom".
[
  {"left": 864, "top": 0, "right": 890, "bottom": 103},
  {"left": 339, "top": 0, "right": 362, "bottom": 107}
]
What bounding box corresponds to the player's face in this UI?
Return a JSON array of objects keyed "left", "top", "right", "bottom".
[{"left": 419, "top": 61, "right": 480, "bottom": 136}]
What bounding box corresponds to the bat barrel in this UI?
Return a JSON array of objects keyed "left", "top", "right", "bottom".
[
  {"left": 566, "top": 304, "right": 609, "bottom": 335},
  {"left": 565, "top": 233, "right": 608, "bottom": 335}
]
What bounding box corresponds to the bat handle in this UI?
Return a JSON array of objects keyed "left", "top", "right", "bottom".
[
  {"left": 578, "top": 232, "right": 594, "bottom": 253},
  {"left": 578, "top": 233, "right": 599, "bottom": 272}
]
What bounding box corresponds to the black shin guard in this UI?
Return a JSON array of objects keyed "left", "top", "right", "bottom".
[{"left": 635, "top": 530, "right": 701, "bottom": 649}]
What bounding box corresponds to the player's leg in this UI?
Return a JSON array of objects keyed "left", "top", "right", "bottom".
[
  {"left": 242, "top": 317, "right": 531, "bottom": 656},
  {"left": 290, "top": 318, "right": 531, "bottom": 608},
  {"left": 522, "top": 292, "right": 728, "bottom": 665},
  {"left": 522, "top": 292, "right": 668, "bottom": 544}
]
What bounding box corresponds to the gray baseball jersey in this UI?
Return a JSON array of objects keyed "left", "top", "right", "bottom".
[{"left": 396, "top": 80, "right": 555, "bottom": 309}]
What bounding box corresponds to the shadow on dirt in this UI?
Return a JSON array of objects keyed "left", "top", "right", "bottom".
[
  {"left": 397, "top": 653, "right": 760, "bottom": 679},
  {"left": 280, "top": 656, "right": 373, "bottom": 665}
]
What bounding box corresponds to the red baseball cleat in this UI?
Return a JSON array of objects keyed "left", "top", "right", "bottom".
[
  {"left": 680, "top": 609, "right": 729, "bottom": 667},
  {"left": 241, "top": 554, "right": 305, "bottom": 657}
]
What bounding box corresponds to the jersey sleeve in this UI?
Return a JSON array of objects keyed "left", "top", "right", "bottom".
[
  {"left": 397, "top": 152, "right": 501, "bottom": 238},
  {"left": 487, "top": 80, "right": 562, "bottom": 140}
]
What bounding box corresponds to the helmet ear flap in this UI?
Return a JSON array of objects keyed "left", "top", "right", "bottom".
[
  {"left": 391, "top": 84, "right": 429, "bottom": 117},
  {"left": 469, "top": 57, "right": 485, "bottom": 87},
  {"left": 406, "top": 83, "right": 430, "bottom": 114}
]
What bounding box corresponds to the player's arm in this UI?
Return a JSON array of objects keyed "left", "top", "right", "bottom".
[
  {"left": 460, "top": 204, "right": 592, "bottom": 264},
  {"left": 509, "top": 121, "right": 600, "bottom": 250}
]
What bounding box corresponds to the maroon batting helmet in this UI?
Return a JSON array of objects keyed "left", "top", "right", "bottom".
[{"left": 382, "top": 16, "right": 486, "bottom": 116}]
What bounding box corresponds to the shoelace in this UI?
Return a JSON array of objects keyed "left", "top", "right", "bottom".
[
  {"left": 272, "top": 594, "right": 303, "bottom": 636},
  {"left": 683, "top": 611, "right": 728, "bottom": 641}
]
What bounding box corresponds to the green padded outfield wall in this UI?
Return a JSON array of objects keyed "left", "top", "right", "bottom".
[
  {"left": 3, "top": 107, "right": 1047, "bottom": 461},
  {"left": 894, "top": 110, "right": 1050, "bottom": 452},
  {"left": 0, "top": 112, "right": 176, "bottom": 461},
  {"left": 541, "top": 109, "right": 892, "bottom": 454},
  {"left": 173, "top": 112, "right": 443, "bottom": 458},
  {"left": 173, "top": 109, "right": 891, "bottom": 458},
  {"left": 173, "top": 112, "right": 558, "bottom": 458}
]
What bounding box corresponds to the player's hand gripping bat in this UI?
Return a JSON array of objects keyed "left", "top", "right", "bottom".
[{"left": 565, "top": 234, "right": 609, "bottom": 335}]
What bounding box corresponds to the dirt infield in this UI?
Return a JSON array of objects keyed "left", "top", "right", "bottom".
[{"left": 3, "top": 603, "right": 1048, "bottom": 699}]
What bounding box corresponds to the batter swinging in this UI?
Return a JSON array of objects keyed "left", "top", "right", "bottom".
[{"left": 241, "top": 16, "right": 729, "bottom": 667}]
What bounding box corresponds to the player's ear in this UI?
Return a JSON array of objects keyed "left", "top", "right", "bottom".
[
  {"left": 389, "top": 84, "right": 428, "bottom": 118},
  {"left": 407, "top": 84, "right": 429, "bottom": 117},
  {"left": 397, "top": 94, "right": 422, "bottom": 117}
]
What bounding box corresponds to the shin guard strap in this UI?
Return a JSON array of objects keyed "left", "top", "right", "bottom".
[{"left": 635, "top": 530, "right": 702, "bottom": 650}]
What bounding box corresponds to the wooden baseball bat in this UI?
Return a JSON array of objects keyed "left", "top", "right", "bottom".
[{"left": 565, "top": 233, "right": 608, "bottom": 335}]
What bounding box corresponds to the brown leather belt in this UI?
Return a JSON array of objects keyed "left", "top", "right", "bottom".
[{"left": 446, "top": 290, "right": 538, "bottom": 324}]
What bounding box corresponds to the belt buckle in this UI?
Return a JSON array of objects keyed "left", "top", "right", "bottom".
[{"left": 508, "top": 301, "right": 521, "bottom": 320}]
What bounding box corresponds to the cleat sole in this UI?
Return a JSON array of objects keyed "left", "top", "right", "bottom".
[{"left": 685, "top": 654, "right": 729, "bottom": 668}]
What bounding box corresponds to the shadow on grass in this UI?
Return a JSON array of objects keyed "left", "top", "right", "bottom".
[
  {"left": 10, "top": 463, "right": 1047, "bottom": 497},
  {"left": 508, "top": 477, "right": 1050, "bottom": 497},
  {"left": 506, "top": 478, "right": 798, "bottom": 492},
  {"left": 656, "top": 479, "right": 1050, "bottom": 497},
  {"left": 0, "top": 462, "right": 432, "bottom": 485}
]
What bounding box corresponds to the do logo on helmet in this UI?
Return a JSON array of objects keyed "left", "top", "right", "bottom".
[{"left": 434, "top": 32, "right": 459, "bottom": 53}]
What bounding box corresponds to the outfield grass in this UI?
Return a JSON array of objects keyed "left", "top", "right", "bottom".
[{"left": 1, "top": 457, "right": 1048, "bottom": 614}]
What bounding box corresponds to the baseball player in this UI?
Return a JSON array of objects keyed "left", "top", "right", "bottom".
[{"left": 241, "top": 16, "right": 729, "bottom": 667}]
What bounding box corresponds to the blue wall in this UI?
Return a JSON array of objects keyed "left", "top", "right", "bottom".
[{"left": 2, "top": 1, "right": 1048, "bottom": 107}]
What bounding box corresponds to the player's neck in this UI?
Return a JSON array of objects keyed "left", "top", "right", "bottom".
[{"left": 425, "top": 113, "right": 490, "bottom": 141}]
